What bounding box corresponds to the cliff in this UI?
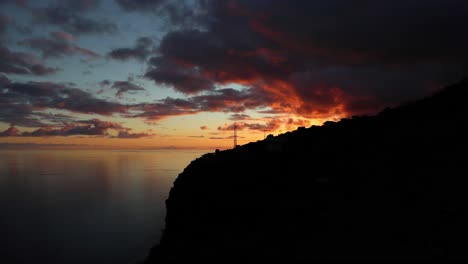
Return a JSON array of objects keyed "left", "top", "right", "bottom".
[{"left": 145, "top": 80, "right": 468, "bottom": 262}]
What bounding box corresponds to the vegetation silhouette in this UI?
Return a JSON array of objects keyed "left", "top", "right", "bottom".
[{"left": 144, "top": 80, "right": 468, "bottom": 262}]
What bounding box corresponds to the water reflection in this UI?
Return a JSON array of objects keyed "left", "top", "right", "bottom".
[{"left": 0, "top": 150, "right": 205, "bottom": 264}]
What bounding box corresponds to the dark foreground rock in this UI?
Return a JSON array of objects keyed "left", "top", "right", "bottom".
[{"left": 145, "top": 80, "right": 468, "bottom": 262}]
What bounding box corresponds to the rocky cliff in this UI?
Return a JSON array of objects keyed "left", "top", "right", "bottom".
[{"left": 145, "top": 80, "right": 468, "bottom": 262}]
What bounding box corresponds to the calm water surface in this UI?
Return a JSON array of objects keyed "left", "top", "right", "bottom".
[{"left": 0, "top": 150, "right": 206, "bottom": 264}]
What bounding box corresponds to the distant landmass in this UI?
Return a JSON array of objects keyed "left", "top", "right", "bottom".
[{"left": 144, "top": 80, "right": 468, "bottom": 262}]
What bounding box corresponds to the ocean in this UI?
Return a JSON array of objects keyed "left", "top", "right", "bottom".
[{"left": 0, "top": 149, "right": 206, "bottom": 264}]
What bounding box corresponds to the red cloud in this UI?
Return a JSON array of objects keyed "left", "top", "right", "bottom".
[
  {"left": 140, "top": 1, "right": 468, "bottom": 122},
  {"left": 0, "top": 126, "right": 19, "bottom": 137},
  {"left": 51, "top": 31, "right": 76, "bottom": 42}
]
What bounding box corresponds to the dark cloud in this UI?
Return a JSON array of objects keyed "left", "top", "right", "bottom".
[
  {"left": 0, "top": 0, "right": 25, "bottom": 7},
  {"left": 115, "top": 0, "right": 165, "bottom": 12},
  {"left": 4, "top": 81, "right": 128, "bottom": 115},
  {"left": 146, "top": 28, "right": 292, "bottom": 94},
  {"left": 0, "top": 78, "right": 156, "bottom": 138},
  {"left": 99, "top": 79, "right": 111, "bottom": 87},
  {"left": 1, "top": 78, "right": 258, "bottom": 128},
  {"left": 57, "top": 0, "right": 101, "bottom": 11},
  {"left": 32, "top": 112, "right": 75, "bottom": 124},
  {"left": 33, "top": 3, "right": 117, "bottom": 35},
  {"left": 1, "top": 80, "right": 128, "bottom": 127},
  {"left": 21, "top": 119, "right": 121, "bottom": 137},
  {"left": 0, "top": 44, "right": 58, "bottom": 75},
  {"left": 145, "top": 56, "right": 215, "bottom": 94},
  {"left": 209, "top": 135, "right": 245, "bottom": 140},
  {"left": 0, "top": 85, "right": 75, "bottom": 128},
  {"left": 116, "top": 130, "right": 154, "bottom": 138},
  {"left": 1, "top": 11, "right": 32, "bottom": 36},
  {"left": 218, "top": 117, "right": 310, "bottom": 132},
  {"left": 111, "top": 81, "right": 145, "bottom": 97},
  {"left": 81, "top": 118, "right": 123, "bottom": 130},
  {"left": 115, "top": 0, "right": 203, "bottom": 26},
  {"left": 19, "top": 32, "right": 99, "bottom": 58},
  {"left": 0, "top": 125, "right": 19, "bottom": 136},
  {"left": 188, "top": 135, "right": 204, "bottom": 138},
  {"left": 51, "top": 31, "right": 76, "bottom": 41},
  {"left": 200, "top": 125, "right": 208, "bottom": 130},
  {"left": 0, "top": 118, "right": 153, "bottom": 138},
  {"left": 0, "top": 96, "right": 45, "bottom": 127},
  {"left": 0, "top": 73, "right": 10, "bottom": 85},
  {"left": 218, "top": 120, "right": 280, "bottom": 132},
  {"left": 229, "top": 114, "right": 250, "bottom": 121},
  {"left": 0, "top": 142, "right": 89, "bottom": 149},
  {"left": 108, "top": 37, "right": 153, "bottom": 61},
  {"left": 130, "top": 97, "right": 199, "bottom": 122},
  {"left": 0, "top": 79, "right": 168, "bottom": 134},
  {"left": 0, "top": 13, "right": 10, "bottom": 35},
  {"left": 130, "top": 87, "right": 274, "bottom": 121},
  {"left": 146, "top": 0, "right": 468, "bottom": 119}
]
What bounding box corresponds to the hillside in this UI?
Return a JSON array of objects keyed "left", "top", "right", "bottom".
[{"left": 145, "top": 80, "right": 468, "bottom": 262}]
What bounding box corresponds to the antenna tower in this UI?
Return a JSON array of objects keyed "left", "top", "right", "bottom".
[{"left": 233, "top": 123, "right": 237, "bottom": 148}]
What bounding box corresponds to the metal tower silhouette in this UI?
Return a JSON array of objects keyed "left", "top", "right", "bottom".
[{"left": 233, "top": 123, "right": 237, "bottom": 148}]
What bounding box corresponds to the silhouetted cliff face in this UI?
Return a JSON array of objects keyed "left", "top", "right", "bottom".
[{"left": 145, "top": 80, "right": 468, "bottom": 262}]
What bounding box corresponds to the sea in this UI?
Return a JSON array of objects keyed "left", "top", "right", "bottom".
[{"left": 0, "top": 149, "right": 207, "bottom": 264}]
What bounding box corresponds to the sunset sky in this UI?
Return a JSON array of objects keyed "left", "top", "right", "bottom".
[{"left": 1, "top": 0, "right": 468, "bottom": 149}]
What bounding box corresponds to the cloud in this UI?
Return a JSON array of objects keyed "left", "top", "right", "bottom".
[
  {"left": 0, "top": 44, "right": 58, "bottom": 75},
  {"left": 111, "top": 81, "right": 145, "bottom": 97},
  {"left": 1, "top": 79, "right": 171, "bottom": 133},
  {"left": 115, "top": 0, "right": 202, "bottom": 26},
  {"left": 19, "top": 32, "right": 99, "bottom": 58},
  {"left": 108, "top": 37, "right": 154, "bottom": 61},
  {"left": 23, "top": 124, "right": 107, "bottom": 137},
  {"left": 209, "top": 135, "right": 245, "bottom": 140},
  {"left": 0, "top": 100, "right": 45, "bottom": 127},
  {"left": 200, "top": 125, "right": 208, "bottom": 130},
  {"left": 24, "top": 119, "right": 115, "bottom": 137},
  {"left": 0, "top": 0, "right": 26, "bottom": 7},
  {"left": 130, "top": 97, "right": 199, "bottom": 122},
  {"left": 51, "top": 31, "right": 76, "bottom": 41},
  {"left": 115, "top": 0, "right": 165, "bottom": 12},
  {"left": 116, "top": 130, "right": 154, "bottom": 138},
  {"left": 218, "top": 117, "right": 310, "bottom": 132},
  {"left": 145, "top": 56, "right": 215, "bottom": 94},
  {"left": 32, "top": 112, "right": 75, "bottom": 123},
  {"left": 144, "top": 0, "right": 468, "bottom": 119},
  {"left": 0, "top": 118, "right": 154, "bottom": 138},
  {"left": 0, "top": 73, "right": 10, "bottom": 85},
  {"left": 0, "top": 13, "right": 10, "bottom": 35},
  {"left": 1, "top": 10, "right": 32, "bottom": 36},
  {"left": 0, "top": 125, "right": 19, "bottom": 136},
  {"left": 229, "top": 114, "right": 250, "bottom": 121},
  {"left": 188, "top": 135, "right": 204, "bottom": 138},
  {"left": 4, "top": 81, "right": 128, "bottom": 115},
  {"left": 0, "top": 142, "right": 91, "bottom": 149},
  {"left": 129, "top": 87, "right": 275, "bottom": 121},
  {"left": 58, "top": 0, "right": 102, "bottom": 11},
  {"left": 99, "top": 79, "right": 111, "bottom": 87},
  {"left": 33, "top": 3, "right": 117, "bottom": 35},
  {"left": 1, "top": 80, "right": 128, "bottom": 127},
  {"left": 218, "top": 120, "right": 281, "bottom": 132}
]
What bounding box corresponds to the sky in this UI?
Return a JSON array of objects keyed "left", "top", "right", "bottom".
[{"left": 1, "top": 0, "right": 468, "bottom": 150}]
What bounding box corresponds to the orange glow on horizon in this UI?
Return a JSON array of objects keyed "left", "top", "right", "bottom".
[{"left": 0, "top": 113, "right": 347, "bottom": 150}]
